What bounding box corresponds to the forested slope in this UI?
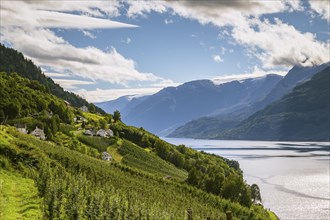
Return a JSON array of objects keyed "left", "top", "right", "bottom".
[{"left": 0, "top": 44, "right": 104, "bottom": 114}]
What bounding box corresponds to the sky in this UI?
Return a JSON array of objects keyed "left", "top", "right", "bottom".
[{"left": 1, "top": 0, "right": 329, "bottom": 102}]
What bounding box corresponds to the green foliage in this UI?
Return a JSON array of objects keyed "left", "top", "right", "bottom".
[
  {"left": 0, "top": 126, "right": 272, "bottom": 220},
  {"left": 0, "top": 170, "right": 42, "bottom": 220},
  {"left": 0, "top": 72, "right": 73, "bottom": 126},
  {"left": 113, "top": 110, "right": 121, "bottom": 122},
  {"left": 0, "top": 44, "right": 105, "bottom": 114},
  {"left": 251, "top": 184, "right": 262, "bottom": 204},
  {"left": 111, "top": 122, "right": 256, "bottom": 207},
  {"left": 88, "top": 103, "right": 96, "bottom": 113},
  {"left": 54, "top": 132, "right": 99, "bottom": 158},
  {"left": 99, "top": 119, "right": 107, "bottom": 129},
  {"left": 77, "top": 135, "right": 115, "bottom": 152},
  {"left": 118, "top": 139, "right": 187, "bottom": 180},
  {"left": 59, "top": 123, "right": 75, "bottom": 137}
]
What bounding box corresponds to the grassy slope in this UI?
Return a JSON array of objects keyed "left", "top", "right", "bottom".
[
  {"left": 268, "top": 211, "right": 279, "bottom": 220},
  {"left": 0, "top": 170, "right": 42, "bottom": 220},
  {"left": 0, "top": 126, "right": 271, "bottom": 219}
]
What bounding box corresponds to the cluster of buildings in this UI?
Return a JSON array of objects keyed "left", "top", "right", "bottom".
[
  {"left": 83, "top": 128, "right": 114, "bottom": 137},
  {"left": 15, "top": 104, "right": 114, "bottom": 161},
  {"left": 16, "top": 125, "right": 46, "bottom": 140}
]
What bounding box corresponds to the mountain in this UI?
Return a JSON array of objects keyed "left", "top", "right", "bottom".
[
  {"left": 247, "top": 62, "right": 330, "bottom": 116},
  {"left": 217, "top": 66, "right": 330, "bottom": 141},
  {"left": 122, "top": 74, "right": 282, "bottom": 135},
  {"left": 0, "top": 44, "right": 104, "bottom": 114},
  {"left": 95, "top": 95, "right": 149, "bottom": 115},
  {"left": 170, "top": 62, "right": 330, "bottom": 138}
]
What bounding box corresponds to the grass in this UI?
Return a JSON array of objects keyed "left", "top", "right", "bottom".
[
  {"left": 82, "top": 112, "right": 104, "bottom": 121},
  {"left": 268, "top": 210, "right": 279, "bottom": 220},
  {"left": 0, "top": 170, "right": 42, "bottom": 220},
  {"left": 107, "top": 146, "right": 123, "bottom": 162},
  {"left": 0, "top": 126, "right": 13, "bottom": 145},
  {"left": 118, "top": 140, "right": 188, "bottom": 181}
]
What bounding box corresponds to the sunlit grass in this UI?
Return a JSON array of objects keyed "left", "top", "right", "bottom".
[
  {"left": 268, "top": 210, "right": 279, "bottom": 220},
  {"left": 0, "top": 170, "right": 42, "bottom": 220},
  {"left": 82, "top": 112, "right": 104, "bottom": 121}
]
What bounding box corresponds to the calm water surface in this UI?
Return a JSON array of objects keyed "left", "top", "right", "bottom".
[{"left": 163, "top": 138, "right": 330, "bottom": 220}]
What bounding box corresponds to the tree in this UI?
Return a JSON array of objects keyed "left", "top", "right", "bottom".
[
  {"left": 88, "top": 104, "right": 96, "bottom": 113},
  {"left": 113, "top": 110, "right": 121, "bottom": 122},
  {"left": 251, "top": 184, "right": 262, "bottom": 204},
  {"left": 99, "top": 119, "right": 106, "bottom": 129},
  {"left": 3, "top": 102, "right": 20, "bottom": 119},
  {"left": 0, "top": 110, "right": 4, "bottom": 122},
  {"left": 105, "top": 113, "right": 113, "bottom": 124}
]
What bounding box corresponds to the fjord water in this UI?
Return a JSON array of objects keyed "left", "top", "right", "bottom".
[{"left": 164, "top": 138, "right": 330, "bottom": 220}]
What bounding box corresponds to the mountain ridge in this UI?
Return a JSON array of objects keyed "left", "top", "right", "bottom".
[
  {"left": 120, "top": 74, "right": 283, "bottom": 135},
  {"left": 215, "top": 66, "right": 330, "bottom": 141},
  {"left": 169, "top": 62, "right": 330, "bottom": 139}
]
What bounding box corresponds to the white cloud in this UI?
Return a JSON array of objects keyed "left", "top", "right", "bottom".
[
  {"left": 164, "top": 18, "right": 174, "bottom": 24},
  {"left": 150, "top": 79, "right": 181, "bottom": 88},
  {"left": 0, "top": 1, "right": 136, "bottom": 30},
  {"left": 309, "top": 1, "right": 330, "bottom": 22},
  {"left": 121, "top": 37, "right": 132, "bottom": 44},
  {"left": 127, "top": 1, "right": 302, "bottom": 27},
  {"left": 77, "top": 87, "right": 164, "bottom": 103},
  {"left": 232, "top": 18, "right": 330, "bottom": 68},
  {"left": 44, "top": 72, "right": 71, "bottom": 78},
  {"left": 0, "top": 0, "right": 168, "bottom": 87},
  {"left": 213, "top": 55, "right": 223, "bottom": 63},
  {"left": 220, "top": 47, "right": 227, "bottom": 55},
  {"left": 1, "top": 27, "right": 160, "bottom": 84},
  {"left": 53, "top": 79, "right": 96, "bottom": 90},
  {"left": 212, "top": 65, "right": 287, "bottom": 85},
  {"left": 82, "top": 30, "right": 96, "bottom": 39},
  {"left": 126, "top": 1, "right": 167, "bottom": 18},
  {"left": 125, "top": 1, "right": 328, "bottom": 67}
]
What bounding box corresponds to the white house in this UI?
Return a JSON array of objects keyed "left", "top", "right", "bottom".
[
  {"left": 31, "top": 126, "right": 46, "bottom": 140},
  {"left": 96, "top": 129, "right": 114, "bottom": 137},
  {"left": 96, "top": 129, "right": 107, "bottom": 137},
  {"left": 74, "top": 116, "right": 87, "bottom": 123},
  {"left": 83, "top": 129, "right": 94, "bottom": 136},
  {"left": 79, "top": 105, "right": 89, "bottom": 112},
  {"left": 102, "top": 152, "right": 112, "bottom": 161},
  {"left": 64, "top": 100, "right": 70, "bottom": 107},
  {"left": 16, "top": 124, "right": 28, "bottom": 134},
  {"left": 106, "top": 129, "right": 114, "bottom": 137}
]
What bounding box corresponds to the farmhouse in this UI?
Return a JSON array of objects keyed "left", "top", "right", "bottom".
[
  {"left": 79, "top": 105, "right": 89, "bottom": 112},
  {"left": 102, "top": 152, "right": 112, "bottom": 161},
  {"left": 31, "top": 126, "right": 46, "bottom": 140},
  {"left": 15, "top": 124, "right": 28, "bottom": 134},
  {"left": 83, "top": 129, "right": 94, "bottom": 136},
  {"left": 106, "top": 129, "right": 114, "bottom": 137}
]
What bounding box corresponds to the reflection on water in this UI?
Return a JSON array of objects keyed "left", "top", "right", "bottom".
[{"left": 164, "top": 138, "right": 330, "bottom": 220}]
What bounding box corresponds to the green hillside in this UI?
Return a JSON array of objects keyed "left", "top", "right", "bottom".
[
  {"left": 217, "top": 67, "right": 330, "bottom": 141},
  {"left": 0, "top": 125, "right": 271, "bottom": 219},
  {"left": 0, "top": 44, "right": 104, "bottom": 114},
  {"left": 0, "top": 70, "right": 273, "bottom": 218},
  {"left": 0, "top": 44, "right": 274, "bottom": 219}
]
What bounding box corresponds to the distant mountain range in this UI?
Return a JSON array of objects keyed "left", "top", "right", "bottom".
[
  {"left": 98, "top": 74, "right": 283, "bottom": 135},
  {"left": 170, "top": 62, "right": 330, "bottom": 139},
  {"left": 95, "top": 95, "right": 149, "bottom": 115},
  {"left": 216, "top": 66, "right": 330, "bottom": 141},
  {"left": 96, "top": 62, "right": 329, "bottom": 141}
]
